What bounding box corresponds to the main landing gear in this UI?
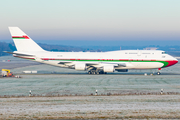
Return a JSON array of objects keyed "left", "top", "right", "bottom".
[{"left": 88, "top": 70, "right": 107, "bottom": 75}]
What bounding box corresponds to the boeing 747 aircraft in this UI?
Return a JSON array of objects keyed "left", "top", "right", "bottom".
[{"left": 6, "top": 27, "right": 178, "bottom": 75}]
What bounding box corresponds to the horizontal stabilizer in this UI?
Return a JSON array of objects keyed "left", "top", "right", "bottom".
[{"left": 3, "top": 51, "right": 34, "bottom": 56}]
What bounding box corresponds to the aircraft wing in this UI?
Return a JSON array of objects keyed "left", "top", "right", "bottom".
[{"left": 59, "top": 61, "right": 131, "bottom": 68}]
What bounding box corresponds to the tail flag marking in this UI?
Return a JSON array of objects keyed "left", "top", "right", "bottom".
[{"left": 12, "top": 35, "right": 30, "bottom": 39}]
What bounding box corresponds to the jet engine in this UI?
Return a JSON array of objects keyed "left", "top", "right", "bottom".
[
  {"left": 103, "top": 65, "right": 115, "bottom": 72},
  {"left": 75, "top": 63, "right": 86, "bottom": 71}
]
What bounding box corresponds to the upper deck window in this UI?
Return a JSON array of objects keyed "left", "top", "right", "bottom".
[
  {"left": 142, "top": 53, "right": 151, "bottom": 54},
  {"left": 162, "top": 52, "right": 167, "bottom": 54},
  {"left": 129, "top": 53, "right": 137, "bottom": 54}
]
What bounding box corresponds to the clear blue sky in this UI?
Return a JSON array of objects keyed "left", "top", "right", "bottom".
[{"left": 0, "top": 0, "right": 180, "bottom": 42}]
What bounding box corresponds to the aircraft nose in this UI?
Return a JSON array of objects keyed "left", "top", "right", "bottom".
[
  {"left": 165, "top": 58, "right": 178, "bottom": 67},
  {"left": 172, "top": 59, "right": 178, "bottom": 65}
]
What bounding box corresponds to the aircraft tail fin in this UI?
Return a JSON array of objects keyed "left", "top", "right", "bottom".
[{"left": 8, "top": 27, "right": 45, "bottom": 52}]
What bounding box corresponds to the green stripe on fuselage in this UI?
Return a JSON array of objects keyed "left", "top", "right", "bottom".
[
  {"left": 160, "top": 61, "right": 169, "bottom": 68},
  {"left": 50, "top": 59, "right": 169, "bottom": 68}
]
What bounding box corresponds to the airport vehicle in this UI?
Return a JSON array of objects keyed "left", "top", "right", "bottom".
[
  {"left": 6, "top": 27, "right": 178, "bottom": 74},
  {"left": 1, "top": 69, "right": 14, "bottom": 77}
]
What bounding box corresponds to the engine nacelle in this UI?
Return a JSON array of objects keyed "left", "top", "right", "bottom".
[
  {"left": 75, "top": 63, "right": 86, "bottom": 71},
  {"left": 103, "top": 65, "right": 115, "bottom": 73}
]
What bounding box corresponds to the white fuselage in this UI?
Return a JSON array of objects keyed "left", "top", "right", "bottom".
[{"left": 14, "top": 50, "right": 178, "bottom": 70}]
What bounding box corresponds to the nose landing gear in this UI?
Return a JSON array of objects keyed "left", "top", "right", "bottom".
[
  {"left": 157, "top": 71, "right": 161, "bottom": 75},
  {"left": 157, "top": 68, "right": 161, "bottom": 75}
]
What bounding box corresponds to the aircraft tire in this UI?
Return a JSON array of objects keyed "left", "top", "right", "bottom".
[
  {"left": 157, "top": 72, "right": 161, "bottom": 75},
  {"left": 99, "top": 71, "right": 104, "bottom": 74},
  {"left": 88, "top": 71, "right": 91, "bottom": 74}
]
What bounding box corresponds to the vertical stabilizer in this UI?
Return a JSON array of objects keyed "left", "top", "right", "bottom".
[{"left": 8, "top": 27, "right": 44, "bottom": 52}]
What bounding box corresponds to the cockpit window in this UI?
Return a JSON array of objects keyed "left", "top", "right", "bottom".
[{"left": 162, "top": 52, "right": 167, "bottom": 54}]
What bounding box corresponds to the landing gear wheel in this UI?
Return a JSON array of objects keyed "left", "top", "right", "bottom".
[
  {"left": 88, "top": 70, "right": 107, "bottom": 75},
  {"left": 157, "top": 72, "right": 161, "bottom": 75},
  {"left": 88, "top": 70, "right": 97, "bottom": 74},
  {"left": 99, "top": 71, "right": 104, "bottom": 74}
]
